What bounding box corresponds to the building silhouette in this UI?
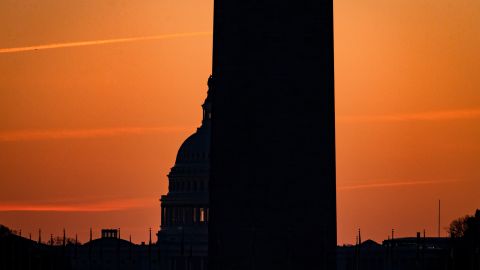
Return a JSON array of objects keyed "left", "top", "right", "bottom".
[
  {"left": 337, "top": 237, "right": 452, "bottom": 270},
  {"left": 209, "top": 0, "right": 337, "bottom": 269},
  {"left": 156, "top": 77, "right": 212, "bottom": 270},
  {"left": 70, "top": 229, "right": 159, "bottom": 270},
  {"left": 0, "top": 226, "right": 159, "bottom": 270}
]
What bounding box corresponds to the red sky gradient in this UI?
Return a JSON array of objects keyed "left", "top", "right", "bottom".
[{"left": 1, "top": 0, "right": 479, "bottom": 245}]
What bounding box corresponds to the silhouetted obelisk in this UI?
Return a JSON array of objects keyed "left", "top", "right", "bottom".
[{"left": 209, "top": 1, "right": 336, "bottom": 269}]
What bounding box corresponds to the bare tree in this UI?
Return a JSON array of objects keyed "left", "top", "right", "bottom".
[
  {"left": 449, "top": 215, "right": 470, "bottom": 238},
  {"left": 47, "top": 236, "right": 81, "bottom": 246}
]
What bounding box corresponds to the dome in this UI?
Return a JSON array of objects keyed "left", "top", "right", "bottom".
[
  {"left": 174, "top": 77, "right": 212, "bottom": 165},
  {"left": 175, "top": 125, "right": 210, "bottom": 164}
]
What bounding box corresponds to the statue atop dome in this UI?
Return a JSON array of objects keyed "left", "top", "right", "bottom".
[
  {"left": 202, "top": 75, "right": 213, "bottom": 126},
  {"left": 207, "top": 74, "right": 214, "bottom": 92}
]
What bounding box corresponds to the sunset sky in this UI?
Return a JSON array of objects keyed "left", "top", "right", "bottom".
[{"left": 1, "top": 0, "right": 479, "bottom": 245}]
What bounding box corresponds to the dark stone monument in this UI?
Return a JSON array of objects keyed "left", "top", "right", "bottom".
[{"left": 209, "top": 1, "right": 336, "bottom": 269}]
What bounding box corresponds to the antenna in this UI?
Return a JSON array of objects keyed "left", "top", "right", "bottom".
[
  {"left": 149, "top": 227, "right": 152, "bottom": 245},
  {"left": 358, "top": 228, "right": 362, "bottom": 245},
  {"left": 438, "top": 200, "right": 441, "bottom": 237}
]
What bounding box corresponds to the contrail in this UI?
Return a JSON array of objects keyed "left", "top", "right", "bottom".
[
  {"left": 0, "top": 126, "right": 194, "bottom": 142},
  {"left": 0, "top": 197, "right": 153, "bottom": 212},
  {"left": 0, "top": 32, "right": 212, "bottom": 54},
  {"left": 338, "top": 108, "right": 480, "bottom": 123},
  {"left": 338, "top": 179, "right": 462, "bottom": 191}
]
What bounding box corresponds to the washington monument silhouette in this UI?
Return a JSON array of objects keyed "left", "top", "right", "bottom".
[{"left": 209, "top": 0, "right": 336, "bottom": 270}]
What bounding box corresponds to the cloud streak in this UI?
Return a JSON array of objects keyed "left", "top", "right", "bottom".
[
  {"left": 0, "top": 198, "right": 153, "bottom": 212},
  {"left": 0, "top": 126, "right": 193, "bottom": 142},
  {"left": 338, "top": 108, "right": 480, "bottom": 123},
  {"left": 338, "top": 179, "right": 461, "bottom": 191},
  {"left": 0, "top": 32, "right": 212, "bottom": 54}
]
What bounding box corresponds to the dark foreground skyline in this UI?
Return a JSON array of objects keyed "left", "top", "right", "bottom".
[{"left": 2, "top": 209, "right": 479, "bottom": 270}]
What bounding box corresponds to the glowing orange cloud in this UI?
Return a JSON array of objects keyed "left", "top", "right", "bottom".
[
  {"left": 0, "top": 126, "right": 194, "bottom": 142},
  {"left": 0, "top": 32, "right": 212, "bottom": 54},
  {"left": 338, "top": 179, "right": 462, "bottom": 191},
  {"left": 338, "top": 108, "right": 480, "bottom": 123},
  {"left": 0, "top": 198, "right": 153, "bottom": 212}
]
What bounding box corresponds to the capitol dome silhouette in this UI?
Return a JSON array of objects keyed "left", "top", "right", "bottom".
[
  {"left": 175, "top": 123, "right": 210, "bottom": 164},
  {"left": 157, "top": 77, "right": 211, "bottom": 270}
]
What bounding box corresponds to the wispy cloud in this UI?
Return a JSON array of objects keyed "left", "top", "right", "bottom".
[
  {"left": 0, "top": 126, "right": 193, "bottom": 142},
  {"left": 0, "top": 198, "right": 153, "bottom": 212},
  {"left": 338, "top": 179, "right": 461, "bottom": 191},
  {"left": 0, "top": 32, "right": 212, "bottom": 54},
  {"left": 338, "top": 108, "right": 480, "bottom": 123}
]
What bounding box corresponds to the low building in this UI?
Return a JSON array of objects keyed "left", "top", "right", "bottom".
[
  {"left": 337, "top": 236, "right": 452, "bottom": 270},
  {"left": 68, "top": 229, "right": 160, "bottom": 270}
]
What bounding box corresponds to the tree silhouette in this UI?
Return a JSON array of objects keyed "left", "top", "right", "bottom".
[
  {"left": 0, "top": 224, "right": 11, "bottom": 238},
  {"left": 448, "top": 209, "right": 480, "bottom": 270},
  {"left": 448, "top": 215, "right": 470, "bottom": 238},
  {"left": 47, "top": 236, "right": 80, "bottom": 246}
]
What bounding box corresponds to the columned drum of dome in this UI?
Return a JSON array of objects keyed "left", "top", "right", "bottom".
[
  {"left": 210, "top": 1, "right": 336, "bottom": 270},
  {"left": 157, "top": 77, "right": 212, "bottom": 270}
]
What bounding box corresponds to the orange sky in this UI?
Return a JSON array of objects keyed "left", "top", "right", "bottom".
[{"left": 1, "top": 0, "right": 479, "bottom": 245}]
